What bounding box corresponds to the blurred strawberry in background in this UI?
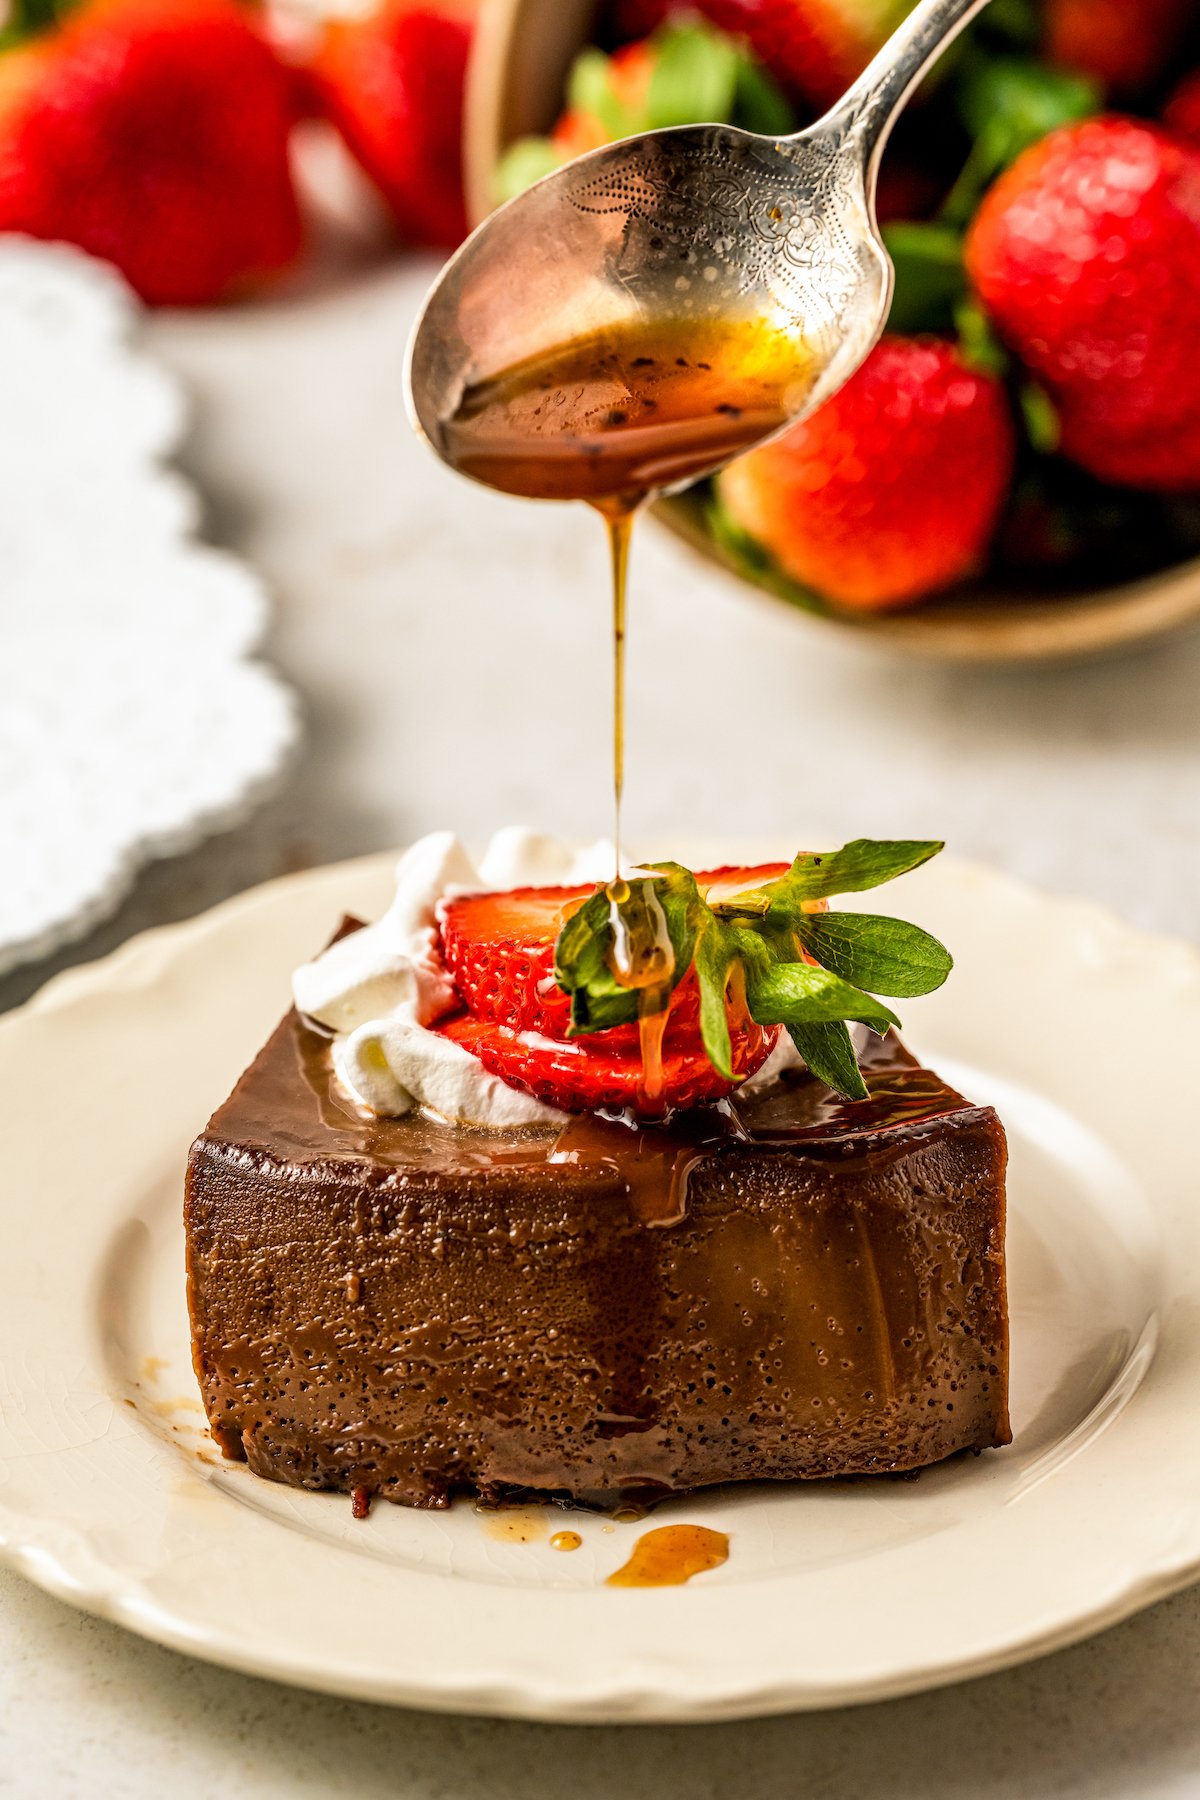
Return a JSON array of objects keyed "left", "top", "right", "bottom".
[
  {"left": 967, "top": 118, "right": 1200, "bottom": 491},
  {"left": 1165, "top": 70, "right": 1200, "bottom": 145},
  {"left": 605, "top": 0, "right": 904, "bottom": 110},
  {"left": 549, "top": 38, "right": 657, "bottom": 160},
  {"left": 0, "top": 0, "right": 300, "bottom": 304},
  {"left": 306, "top": 0, "right": 475, "bottom": 249},
  {"left": 498, "top": 1, "right": 1200, "bottom": 612},
  {"left": 1044, "top": 0, "right": 1192, "bottom": 99},
  {"left": 0, "top": 0, "right": 1192, "bottom": 616},
  {"left": 716, "top": 338, "right": 1016, "bottom": 608},
  {"left": 494, "top": 16, "right": 792, "bottom": 202}
]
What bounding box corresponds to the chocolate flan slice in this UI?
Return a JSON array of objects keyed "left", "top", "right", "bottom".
[{"left": 185, "top": 975, "right": 1009, "bottom": 1509}]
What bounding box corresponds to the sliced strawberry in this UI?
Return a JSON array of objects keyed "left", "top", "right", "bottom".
[
  {"left": 438, "top": 882, "right": 581, "bottom": 1038},
  {"left": 438, "top": 863, "right": 787, "bottom": 1038},
  {"left": 437, "top": 1003, "right": 778, "bottom": 1116}
]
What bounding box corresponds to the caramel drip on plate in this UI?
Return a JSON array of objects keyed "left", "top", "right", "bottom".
[
  {"left": 475, "top": 1505, "right": 548, "bottom": 1544},
  {"left": 606, "top": 1524, "right": 730, "bottom": 1588}
]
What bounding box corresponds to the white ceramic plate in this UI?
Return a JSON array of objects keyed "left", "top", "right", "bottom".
[{"left": 2, "top": 847, "right": 1198, "bottom": 1722}]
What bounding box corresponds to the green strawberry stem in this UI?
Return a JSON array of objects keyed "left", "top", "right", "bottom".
[
  {"left": 941, "top": 58, "right": 1100, "bottom": 228},
  {"left": 553, "top": 841, "right": 952, "bottom": 1103}
]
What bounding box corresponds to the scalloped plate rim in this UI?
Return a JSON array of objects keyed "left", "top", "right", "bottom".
[{"left": 2, "top": 845, "right": 1199, "bottom": 1722}]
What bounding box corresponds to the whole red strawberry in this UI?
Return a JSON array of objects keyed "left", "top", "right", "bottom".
[
  {"left": 605, "top": 0, "right": 897, "bottom": 109},
  {"left": 309, "top": 0, "right": 473, "bottom": 249},
  {"left": 1166, "top": 72, "right": 1200, "bottom": 147},
  {"left": 0, "top": 0, "right": 301, "bottom": 306},
  {"left": 716, "top": 338, "right": 1015, "bottom": 610},
  {"left": 1044, "top": 0, "right": 1192, "bottom": 99},
  {"left": 967, "top": 118, "right": 1200, "bottom": 491},
  {"left": 1059, "top": 409, "right": 1200, "bottom": 493}
]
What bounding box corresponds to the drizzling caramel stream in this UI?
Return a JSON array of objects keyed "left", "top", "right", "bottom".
[
  {"left": 441, "top": 313, "right": 815, "bottom": 856},
  {"left": 441, "top": 313, "right": 816, "bottom": 1105},
  {"left": 605, "top": 874, "right": 676, "bottom": 1111},
  {"left": 600, "top": 507, "right": 634, "bottom": 877}
]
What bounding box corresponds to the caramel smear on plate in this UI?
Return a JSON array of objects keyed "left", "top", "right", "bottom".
[
  {"left": 476, "top": 1505, "right": 548, "bottom": 1545},
  {"left": 606, "top": 1524, "right": 730, "bottom": 1587}
]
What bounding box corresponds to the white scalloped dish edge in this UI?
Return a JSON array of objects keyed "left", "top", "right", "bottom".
[
  {"left": 0, "top": 238, "right": 299, "bottom": 977},
  {"left": 0, "top": 846, "right": 1198, "bottom": 1720}
]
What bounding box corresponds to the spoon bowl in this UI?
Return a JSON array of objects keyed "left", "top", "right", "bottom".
[{"left": 408, "top": 0, "right": 992, "bottom": 502}]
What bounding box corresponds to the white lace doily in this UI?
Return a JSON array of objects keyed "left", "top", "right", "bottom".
[{"left": 0, "top": 239, "right": 299, "bottom": 977}]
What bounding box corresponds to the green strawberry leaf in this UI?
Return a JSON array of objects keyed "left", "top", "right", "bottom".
[
  {"left": 746, "top": 962, "right": 900, "bottom": 1035},
  {"left": 955, "top": 297, "right": 1010, "bottom": 378},
  {"left": 554, "top": 887, "right": 637, "bottom": 1033},
  {"left": 493, "top": 137, "right": 565, "bottom": 207},
  {"left": 750, "top": 839, "right": 945, "bottom": 906},
  {"left": 957, "top": 56, "right": 1100, "bottom": 148},
  {"left": 883, "top": 223, "right": 967, "bottom": 336},
  {"left": 646, "top": 21, "right": 740, "bottom": 129},
  {"left": 693, "top": 918, "right": 739, "bottom": 1080},
  {"left": 942, "top": 55, "right": 1100, "bottom": 226},
  {"left": 1019, "top": 382, "right": 1062, "bottom": 456},
  {"left": 976, "top": 0, "right": 1041, "bottom": 50},
  {"left": 795, "top": 913, "right": 953, "bottom": 998},
  {"left": 731, "top": 55, "right": 796, "bottom": 138},
  {"left": 702, "top": 493, "right": 831, "bottom": 617},
  {"left": 568, "top": 46, "right": 638, "bottom": 140},
  {"left": 555, "top": 864, "right": 702, "bottom": 1037},
  {"left": 787, "top": 1022, "right": 869, "bottom": 1102},
  {"left": 552, "top": 842, "right": 950, "bottom": 1101}
]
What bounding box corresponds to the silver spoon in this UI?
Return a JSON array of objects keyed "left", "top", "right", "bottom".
[{"left": 408, "top": 0, "right": 993, "bottom": 501}]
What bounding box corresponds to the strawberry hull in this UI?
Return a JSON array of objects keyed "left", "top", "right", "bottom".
[{"left": 438, "top": 864, "right": 788, "bottom": 1041}]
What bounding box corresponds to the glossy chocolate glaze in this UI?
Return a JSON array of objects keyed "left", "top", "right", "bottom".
[{"left": 185, "top": 945, "right": 1010, "bottom": 1510}]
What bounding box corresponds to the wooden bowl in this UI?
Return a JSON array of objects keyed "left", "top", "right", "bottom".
[{"left": 463, "top": 0, "right": 1200, "bottom": 665}]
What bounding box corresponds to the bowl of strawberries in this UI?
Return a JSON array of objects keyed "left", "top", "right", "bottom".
[{"left": 465, "top": 0, "right": 1200, "bottom": 661}]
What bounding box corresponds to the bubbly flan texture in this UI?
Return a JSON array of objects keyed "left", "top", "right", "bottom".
[{"left": 185, "top": 937, "right": 1010, "bottom": 1509}]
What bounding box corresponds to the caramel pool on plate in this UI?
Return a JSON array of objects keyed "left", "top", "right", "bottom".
[{"left": 606, "top": 1524, "right": 730, "bottom": 1588}]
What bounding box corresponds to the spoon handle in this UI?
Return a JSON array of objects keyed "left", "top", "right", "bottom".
[{"left": 820, "top": 0, "right": 994, "bottom": 166}]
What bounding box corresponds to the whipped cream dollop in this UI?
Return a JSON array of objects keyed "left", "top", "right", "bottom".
[{"left": 292, "top": 829, "right": 615, "bottom": 1128}]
